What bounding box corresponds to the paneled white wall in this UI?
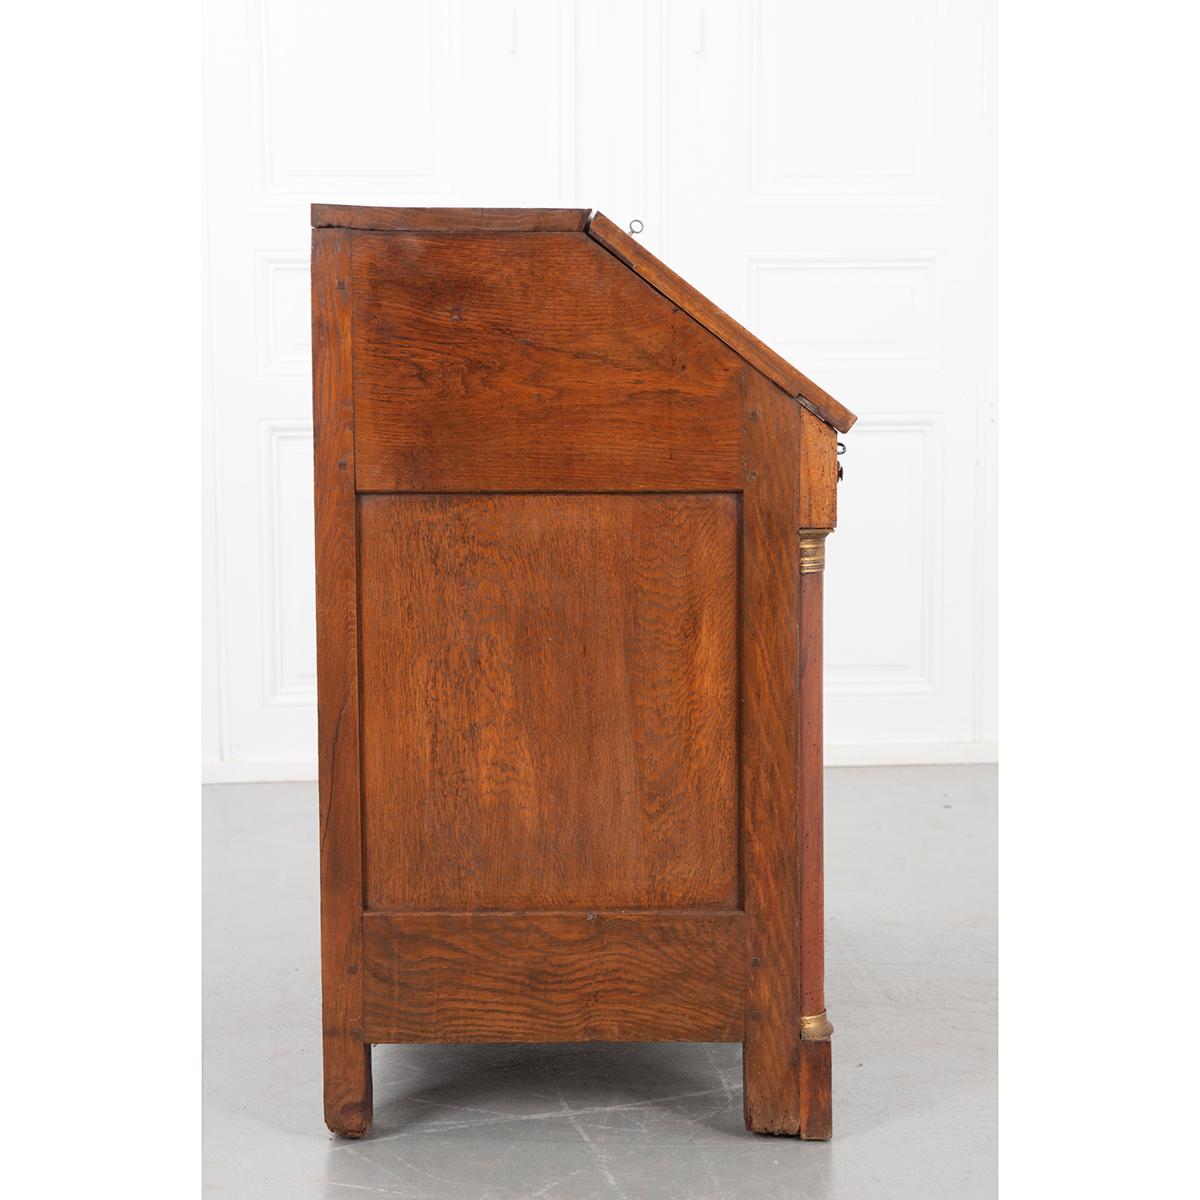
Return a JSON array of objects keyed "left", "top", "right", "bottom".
[{"left": 202, "top": 0, "right": 996, "bottom": 781}]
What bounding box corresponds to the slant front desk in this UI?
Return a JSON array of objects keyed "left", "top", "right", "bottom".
[{"left": 310, "top": 206, "right": 857, "bottom": 1139}]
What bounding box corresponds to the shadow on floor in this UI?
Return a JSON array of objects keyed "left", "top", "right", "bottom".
[{"left": 368, "top": 1041, "right": 747, "bottom": 1139}]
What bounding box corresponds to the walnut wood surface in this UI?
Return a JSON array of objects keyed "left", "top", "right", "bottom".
[
  {"left": 358, "top": 492, "right": 740, "bottom": 911},
  {"left": 350, "top": 231, "right": 746, "bottom": 492},
  {"left": 587, "top": 212, "right": 857, "bottom": 434},
  {"left": 311, "top": 229, "right": 372, "bottom": 1137},
  {"left": 361, "top": 911, "right": 746, "bottom": 1043},
  {"left": 312, "top": 205, "right": 589, "bottom": 232}
]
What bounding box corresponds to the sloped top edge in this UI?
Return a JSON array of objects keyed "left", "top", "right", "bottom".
[
  {"left": 586, "top": 212, "right": 857, "bottom": 433},
  {"left": 309, "top": 205, "right": 856, "bottom": 432}
]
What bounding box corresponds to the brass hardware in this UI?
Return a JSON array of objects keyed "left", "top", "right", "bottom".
[
  {"left": 799, "top": 1010, "right": 834, "bottom": 1040},
  {"left": 797, "top": 530, "right": 830, "bottom": 575}
]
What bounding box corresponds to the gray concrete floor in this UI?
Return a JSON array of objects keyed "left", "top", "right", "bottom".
[{"left": 204, "top": 765, "right": 996, "bottom": 1199}]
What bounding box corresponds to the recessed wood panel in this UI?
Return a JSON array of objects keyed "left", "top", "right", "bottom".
[
  {"left": 349, "top": 232, "right": 748, "bottom": 491},
  {"left": 358, "top": 492, "right": 740, "bottom": 912},
  {"left": 361, "top": 910, "right": 747, "bottom": 1043}
]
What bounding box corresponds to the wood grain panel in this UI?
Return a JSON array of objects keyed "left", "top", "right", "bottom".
[
  {"left": 358, "top": 492, "right": 741, "bottom": 912},
  {"left": 349, "top": 232, "right": 747, "bottom": 491},
  {"left": 587, "top": 213, "right": 857, "bottom": 434},
  {"left": 361, "top": 911, "right": 747, "bottom": 1043}
]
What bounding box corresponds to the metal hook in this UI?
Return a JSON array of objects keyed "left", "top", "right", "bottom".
[
  {"left": 628, "top": 218, "right": 644, "bottom": 236},
  {"left": 836, "top": 441, "right": 846, "bottom": 455}
]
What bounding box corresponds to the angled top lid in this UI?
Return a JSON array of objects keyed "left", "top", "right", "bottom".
[
  {"left": 311, "top": 205, "right": 857, "bottom": 433},
  {"left": 585, "top": 214, "right": 855, "bottom": 433}
]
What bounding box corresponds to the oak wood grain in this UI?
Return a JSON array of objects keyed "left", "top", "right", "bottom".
[
  {"left": 361, "top": 911, "right": 747, "bottom": 1043},
  {"left": 350, "top": 231, "right": 747, "bottom": 492},
  {"left": 799, "top": 406, "right": 838, "bottom": 531},
  {"left": 311, "top": 228, "right": 372, "bottom": 1137},
  {"left": 796, "top": 1040, "right": 833, "bottom": 1140},
  {"left": 312, "top": 205, "right": 589, "bottom": 232},
  {"left": 358, "top": 492, "right": 741, "bottom": 912},
  {"left": 795, "top": 564, "right": 833, "bottom": 1139},
  {"left": 310, "top": 206, "right": 842, "bottom": 1139},
  {"left": 739, "top": 374, "right": 832, "bottom": 1137},
  {"left": 586, "top": 212, "right": 857, "bottom": 434},
  {"left": 798, "top": 567, "right": 828, "bottom": 1030}
]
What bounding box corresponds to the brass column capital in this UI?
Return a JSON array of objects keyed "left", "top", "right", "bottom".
[
  {"left": 797, "top": 529, "right": 832, "bottom": 575},
  {"left": 799, "top": 1010, "right": 835, "bottom": 1040}
]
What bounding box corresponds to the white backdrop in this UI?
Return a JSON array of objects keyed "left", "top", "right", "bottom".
[{"left": 202, "top": 0, "right": 996, "bottom": 782}]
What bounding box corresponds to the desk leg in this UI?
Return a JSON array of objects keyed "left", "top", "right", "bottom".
[
  {"left": 313, "top": 226, "right": 373, "bottom": 1138},
  {"left": 795, "top": 534, "right": 833, "bottom": 1137},
  {"left": 744, "top": 529, "right": 833, "bottom": 1138}
]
